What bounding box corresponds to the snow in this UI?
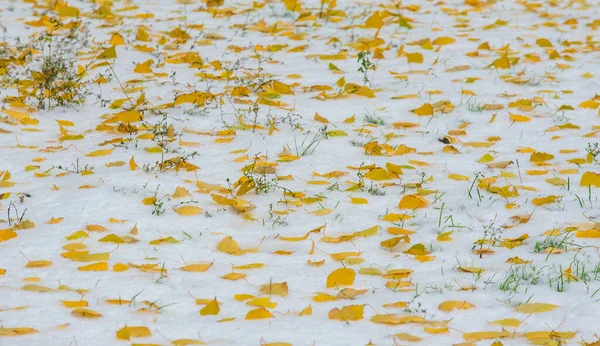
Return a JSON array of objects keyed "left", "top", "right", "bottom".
[{"left": 1, "top": 0, "right": 600, "bottom": 345}]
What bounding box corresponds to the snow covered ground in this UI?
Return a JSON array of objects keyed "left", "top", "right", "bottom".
[{"left": 1, "top": 0, "right": 600, "bottom": 345}]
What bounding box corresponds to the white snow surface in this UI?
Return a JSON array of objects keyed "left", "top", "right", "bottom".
[{"left": 0, "top": 0, "right": 600, "bottom": 345}]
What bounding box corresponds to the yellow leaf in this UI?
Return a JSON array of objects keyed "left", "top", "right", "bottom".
[
  {"left": 438, "top": 300, "right": 475, "bottom": 312},
  {"left": 437, "top": 230, "right": 453, "bottom": 242},
  {"left": 58, "top": 5, "right": 80, "bottom": 17},
  {"left": 489, "top": 318, "right": 521, "bottom": 328},
  {"left": 509, "top": 113, "right": 531, "bottom": 122},
  {"left": 326, "top": 268, "right": 355, "bottom": 288},
  {"left": 116, "top": 326, "right": 151, "bottom": 340},
  {"left": 245, "top": 308, "right": 274, "bottom": 320},
  {"left": 46, "top": 217, "right": 64, "bottom": 224},
  {"left": 406, "top": 52, "right": 423, "bottom": 64},
  {"left": 411, "top": 103, "right": 434, "bottom": 116},
  {"left": 113, "top": 263, "right": 129, "bottom": 272},
  {"left": 99, "top": 234, "right": 125, "bottom": 243},
  {"left": 580, "top": 171, "right": 600, "bottom": 187},
  {"left": 328, "top": 305, "right": 364, "bottom": 321},
  {"left": 25, "top": 260, "right": 52, "bottom": 268},
  {"left": 365, "top": 12, "right": 383, "bottom": 29},
  {"left": 448, "top": 173, "right": 470, "bottom": 181},
  {"left": 349, "top": 196, "right": 368, "bottom": 204},
  {"left": 110, "top": 33, "right": 125, "bottom": 46},
  {"left": 488, "top": 54, "right": 510, "bottom": 69},
  {"left": 200, "top": 298, "right": 220, "bottom": 315},
  {"left": 299, "top": 305, "right": 312, "bottom": 316},
  {"left": 398, "top": 195, "right": 429, "bottom": 209},
  {"left": 71, "top": 308, "right": 102, "bottom": 318},
  {"left": 314, "top": 112, "right": 329, "bottom": 123},
  {"left": 217, "top": 236, "right": 241, "bottom": 254},
  {"left": 181, "top": 263, "right": 213, "bottom": 272},
  {"left": 364, "top": 168, "right": 392, "bottom": 181},
  {"left": 173, "top": 187, "right": 191, "bottom": 198},
  {"left": 98, "top": 46, "right": 117, "bottom": 59},
  {"left": 115, "top": 110, "right": 143, "bottom": 123},
  {"left": 432, "top": 36, "right": 456, "bottom": 45},
  {"left": 78, "top": 262, "right": 108, "bottom": 271},
  {"left": 530, "top": 152, "right": 554, "bottom": 162},
  {"left": 149, "top": 236, "right": 179, "bottom": 245},
  {"left": 310, "top": 208, "right": 332, "bottom": 216},
  {"left": 87, "top": 149, "right": 113, "bottom": 157},
  {"left": 21, "top": 284, "right": 56, "bottom": 292},
  {"left": 536, "top": 38, "right": 553, "bottom": 47},
  {"left": 0, "top": 229, "right": 17, "bottom": 242},
  {"left": 463, "top": 331, "right": 511, "bottom": 341},
  {"left": 61, "top": 300, "right": 88, "bottom": 308},
  {"left": 221, "top": 272, "right": 246, "bottom": 280},
  {"left": 531, "top": 195, "right": 561, "bottom": 206},
  {"left": 393, "top": 333, "right": 423, "bottom": 342},
  {"left": 546, "top": 177, "right": 567, "bottom": 186},
  {"left": 259, "top": 282, "right": 288, "bottom": 297},
  {"left": 515, "top": 303, "right": 559, "bottom": 313},
  {"left": 174, "top": 205, "right": 202, "bottom": 216}
]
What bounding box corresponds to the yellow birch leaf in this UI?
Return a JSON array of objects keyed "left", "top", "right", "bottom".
[
  {"left": 531, "top": 195, "right": 561, "bottom": 206},
  {"left": 393, "top": 333, "right": 422, "bottom": 342},
  {"left": 515, "top": 303, "right": 559, "bottom": 313},
  {"left": 181, "top": 263, "right": 213, "bottom": 272},
  {"left": 149, "top": 236, "right": 179, "bottom": 245},
  {"left": 87, "top": 149, "right": 113, "bottom": 157},
  {"left": 411, "top": 103, "right": 434, "bottom": 116},
  {"left": 110, "top": 33, "right": 125, "bottom": 46},
  {"left": 438, "top": 300, "right": 474, "bottom": 311},
  {"left": 299, "top": 305, "right": 312, "bottom": 316},
  {"left": 173, "top": 187, "right": 192, "bottom": 198},
  {"left": 245, "top": 308, "right": 274, "bottom": 320},
  {"left": 489, "top": 318, "right": 521, "bottom": 328},
  {"left": 329, "top": 305, "right": 364, "bottom": 321},
  {"left": 437, "top": 230, "right": 454, "bottom": 241},
  {"left": 71, "top": 308, "right": 102, "bottom": 318},
  {"left": 310, "top": 208, "right": 332, "bottom": 216},
  {"left": 448, "top": 173, "right": 470, "bottom": 181},
  {"left": 25, "top": 260, "right": 52, "bottom": 268},
  {"left": 200, "top": 298, "right": 220, "bottom": 315},
  {"left": 78, "top": 262, "right": 108, "bottom": 271},
  {"left": 580, "top": 171, "right": 600, "bottom": 187},
  {"left": 113, "top": 263, "right": 129, "bottom": 272},
  {"left": 221, "top": 272, "right": 246, "bottom": 280},
  {"left": 365, "top": 12, "right": 383, "bottom": 29},
  {"left": 364, "top": 168, "right": 392, "bottom": 181},
  {"left": 116, "top": 326, "right": 151, "bottom": 340},
  {"left": 489, "top": 54, "right": 510, "bottom": 69},
  {"left": 546, "top": 177, "right": 567, "bottom": 186},
  {"left": 174, "top": 206, "right": 202, "bottom": 216},
  {"left": 0, "top": 229, "right": 17, "bottom": 242},
  {"left": 406, "top": 52, "right": 423, "bottom": 64},
  {"left": 116, "top": 110, "right": 143, "bottom": 123},
  {"left": 509, "top": 113, "right": 531, "bottom": 122},
  {"left": 314, "top": 112, "right": 329, "bottom": 123},
  {"left": 98, "top": 46, "right": 117, "bottom": 59},
  {"left": 21, "top": 284, "right": 56, "bottom": 292},
  {"left": 46, "top": 217, "right": 64, "bottom": 224},
  {"left": 99, "top": 234, "right": 125, "bottom": 243},
  {"left": 259, "top": 282, "right": 288, "bottom": 297},
  {"left": 398, "top": 195, "right": 429, "bottom": 209},
  {"left": 463, "top": 331, "right": 511, "bottom": 341},
  {"left": 129, "top": 156, "right": 138, "bottom": 170},
  {"left": 61, "top": 300, "right": 88, "bottom": 308},
  {"left": 530, "top": 152, "right": 554, "bottom": 162},
  {"left": 217, "top": 236, "right": 241, "bottom": 254},
  {"left": 326, "top": 268, "right": 355, "bottom": 288}
]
